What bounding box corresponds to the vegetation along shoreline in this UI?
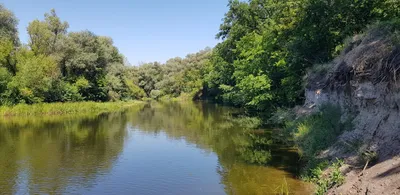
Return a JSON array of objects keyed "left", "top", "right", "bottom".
[{"left": 1, "top": 0, "right": 400, "bottom": 194}]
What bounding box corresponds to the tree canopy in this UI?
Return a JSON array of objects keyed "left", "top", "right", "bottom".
[
  {"left": 0, "top": 1, "right": 399, "bottom": 108},
  {"left": 203, "top": 0, "right": 400, "bottom": 110}
]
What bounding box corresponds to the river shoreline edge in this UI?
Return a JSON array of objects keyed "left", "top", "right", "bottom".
[{"left": 0, "top": 100, "right": 146, "bottom": 117}]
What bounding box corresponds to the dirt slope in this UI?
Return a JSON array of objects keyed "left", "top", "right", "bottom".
[
  {"left": 327, "top": 157, "right": 400, "bottom": 195},
  {"left": 305, "top": 22, "right": 400, "bottom": 194}
]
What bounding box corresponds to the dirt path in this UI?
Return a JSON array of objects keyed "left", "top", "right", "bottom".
[{"left": 328, "top": 157, "right": 400, "bottom": 195}]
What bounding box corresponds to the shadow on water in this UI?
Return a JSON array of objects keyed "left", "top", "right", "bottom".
[{"left": 0, "top": 101, "right": 313, "bottom": 195}]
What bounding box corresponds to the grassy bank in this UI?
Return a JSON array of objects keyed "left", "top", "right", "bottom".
[
  {"left": 274, "top": 104, "right": 353, "bottom": 194},
  {"left": 0, "top": 101, "right": 145, "bottom": 117}
]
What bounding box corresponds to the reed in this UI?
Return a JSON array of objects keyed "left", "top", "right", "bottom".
[{"left": 0, "top": 101, "right": 144, "bottom": 117}]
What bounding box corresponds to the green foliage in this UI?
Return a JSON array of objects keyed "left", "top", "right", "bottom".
[
  {"left": 286, "top": 104, "right": 348, "bottom": 158},
  {"left": 74, "top": 77, "right": 90, "bottom": 90},
  {"left": 0, "top": 38, "right": 17, "bottom": 76},
  {"left": 60, "top": 31, "right": 124, "bottom": 101},
  {"left": 0, "top": 67, "right": 11, "bottom": 94},
  {"left": 280, "top": 104, "right": 351, "bottom": 193},
  {"left": 303, "top": 159, "right": 345, "bottom": 195},
  {"left": 27, "top": 20, "right": 54, "bottom": 55},
  {"left": 0, "top": 6, "right": 145, "bottom": 105},
  {"left": 131, "top": 48, "right": 211, "bottom": 100},
  {"left": 45, "top": 80, "right": 83, "bottom": 102},
  {"left": 222, "top": 115, "right": 273, "bottom": 165},
  {"left": 123, "top": 79, "right": 146, "bottom": 100},
  {"left": 0, "top": 101, "right": 143, "bottom": 116},
  {"left": 0, "top": 4, "right": 19, "bottom": 45},
  {"left": 9, "top": 49, "right": 59, "bottom": 104},
  {"left": 149, "top": 90, "right": 164, "bottom": 100},
  {"left": 237, "top": 74, "right": 272, "bottom": 107},
  {"left": 27, "top": 9, "right": 68, "bottom": 56},
  {"left": 0, "top": 38, "right": 12, "bottom": 60},
  {"left": 0, "top": 1, "right": 399, "bottom": 110},
  {"left": 238, "top": 132, "right": 273, "bottom": 165},
  {"left": 239, "top": 147, "right": 272, "bottom": 165},
  {"left": 137, "top": 62, "right": 162, "bottom": 96},
  {"left": 203, "top": 0, "right": 400, "bottom": 110}
]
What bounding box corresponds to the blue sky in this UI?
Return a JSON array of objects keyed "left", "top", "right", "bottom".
[{"left": 2, "top": 0, "right": 228, "bottom": 65}]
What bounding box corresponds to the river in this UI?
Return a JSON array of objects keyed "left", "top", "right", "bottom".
[{"left": 0, "top": 101, "right": 313, "bottom": 195}]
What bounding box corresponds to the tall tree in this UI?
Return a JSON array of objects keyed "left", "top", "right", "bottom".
[
  {"left": 27, "top": 9, "right": 69, "bottom": 56},
  {"left": 0, "top": 4, "right": 19, "bottom": 45},
  {"left": 60, "top": 31, "right": 124, "bottom": 101},
  {"left": 0, "top": 5, "right": 19, "bottom": 75}
]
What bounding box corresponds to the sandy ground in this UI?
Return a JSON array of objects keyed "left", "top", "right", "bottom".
[{"left": 327, "top": 156, "right": 400, "bottom": 195}]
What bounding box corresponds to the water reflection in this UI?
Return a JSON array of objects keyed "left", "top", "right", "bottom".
[
  {"left": 0, "top": 112, "right": 132, "bottom": 194},
  {"left": 126, "top": 101, "right": 313, "bottom": 194},
  {"left": 0, "top": 102, "right": 312, "bottom": 195}
]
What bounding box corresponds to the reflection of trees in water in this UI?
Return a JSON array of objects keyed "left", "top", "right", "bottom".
[
  {"left": 0, "top": 103, "right": 311, "bottom": 195},
  {"left": 0, "top": 112, "right": 130, "bottom": 194},
  {"left": 127, "top": 101, "right": 244, "bottom": 157},
  {"left": 126, "top": 101, "right": 312, "bottom": 195}
]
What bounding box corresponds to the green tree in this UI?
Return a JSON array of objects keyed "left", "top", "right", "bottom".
[
  {"left": 8, "top": 48, "right": 59, "bottom": 103},
  {"left": 204, "top": 0, "right": 400, "bottom": 110},
  {"left": 27, "top": 9, "right": 69, "bottom": 56},
  {"left": 137, "top": 62, "right": 162, "bottom": 96},
  {"left": 60, "top": 31, "right": 124, "bottom": 101},
  {"left": 0, "top": 4, "right": 19, "bottom": 45},
  {"left": 0, "top": 38, "right": 16, "bottom": 75},
  {"left": 0, "top": 5, "right": 18, "bottom": 75}
]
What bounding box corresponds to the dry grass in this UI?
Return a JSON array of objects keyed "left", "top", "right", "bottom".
[{"left": 307, "top": 20, "right": 400, "bottom": 91}]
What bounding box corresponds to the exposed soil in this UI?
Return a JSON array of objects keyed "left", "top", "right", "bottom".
[
  {"left": 305, "top": 24, "right": 400, "bottom": 194},
  {"left": 327, "top": 157, "right": 400, "bottom": 195}
]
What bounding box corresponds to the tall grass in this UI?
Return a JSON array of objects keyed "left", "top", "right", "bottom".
[
  {"left": 0, "top": 101, "right": 144, "bottom": 117},
  {"left": 274, "top": 177, "right": 290, "bottom": 195},
  {"left": 285, "top": 104, "right": 352, "bottom": 158},
  {"left": 282, "top": 104, "right": 351, "bottom": 194}
]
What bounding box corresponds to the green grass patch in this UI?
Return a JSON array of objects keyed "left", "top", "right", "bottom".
[
  {"left": 285, "top": 104, "right": 352, "bottom": 158},
  {"left": 0, "top": 101, "right": 145, "bottom": 117},
  {"left": 302, "top": 159, "right": 345, "bottom": 195},
  {"left": 282, "top": 104, "right": 352, "bottom": 194}
]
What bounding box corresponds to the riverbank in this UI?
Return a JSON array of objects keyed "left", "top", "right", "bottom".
[
  {"left": 0, "top": 101, "right": 145, "bottom": 117},
  {"left": 289, "top": 20, "right": 400, "bottom": 194}
]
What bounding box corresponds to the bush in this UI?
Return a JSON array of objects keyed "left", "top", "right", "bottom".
[
  {"left": 150, "top": 90, "right": 164, "bottom": 100},
  {"left": 0, "top": 67, "right": 11, "bottom": 94},
  {"left": 44, "top": 80, "right": 83, "bottom": 102},
  {"left": 124, "top": 79, "right": 146, "bottom": 100},
  {"left": 11, "top": 51, "right": 59, "bottom": 104}
]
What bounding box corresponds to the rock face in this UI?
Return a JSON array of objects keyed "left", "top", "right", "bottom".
[{"left": 306, "top": 25, "right": 400, "bottom": 194}]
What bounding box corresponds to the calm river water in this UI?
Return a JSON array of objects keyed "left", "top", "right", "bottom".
[{"left": 0, "top": 101, "right": 312, "bottom": 195}]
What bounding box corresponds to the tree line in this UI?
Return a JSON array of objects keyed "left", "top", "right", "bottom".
[
  {"left": 0, "top": 1, "right": 399, "bottom": 108},
  {"left": 204, "top": 0, "right": 399, "bottom": 110},
  {"left": 0, "top": 4, "right": 212, "bottom": 105}
]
